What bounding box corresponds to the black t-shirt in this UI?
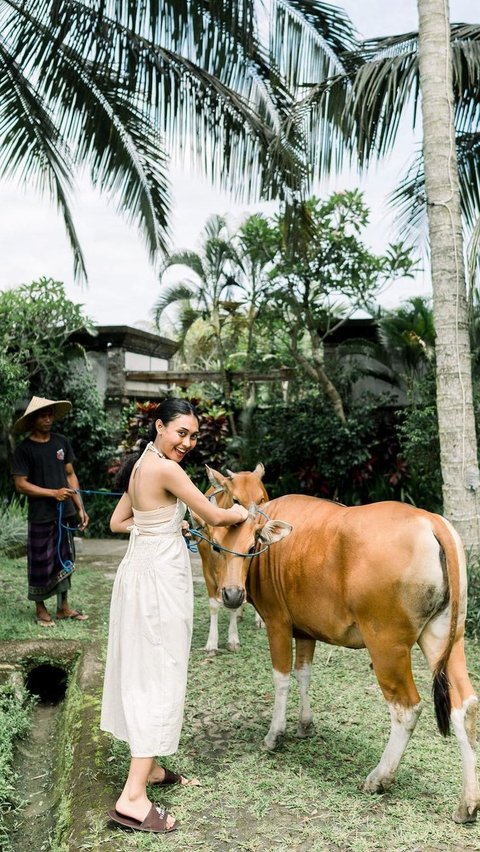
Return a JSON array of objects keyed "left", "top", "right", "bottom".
[{"left": 12, "top": 433, "right": 77, "bottom": 523}]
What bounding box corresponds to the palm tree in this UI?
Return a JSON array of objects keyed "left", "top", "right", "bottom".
[
  {"left": 417, "top": 0, "right": 480, "bottom": 557},
  {"left": 302, "top": 10, "right": 480, "bottom": 552},
  {"left": 154, "top": 214, "right": 243, "bottom": 428},
  {"left": 302, "top": 22, "right": 480, "bottom": 260},
  {"left": 378, "top": 296, "right": 435, "bottom": 402},
  {"left": 0, "top": 1, "right": 356, "bottom": 281}
]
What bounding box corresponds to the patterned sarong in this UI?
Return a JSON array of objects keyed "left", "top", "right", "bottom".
[{"left": 27, "top": 518, "right": 75, "bottom": 600}]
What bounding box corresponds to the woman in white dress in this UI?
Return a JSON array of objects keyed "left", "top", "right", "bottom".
[{"left": 101, "top": 399, "right": 248, "bottom": 834}]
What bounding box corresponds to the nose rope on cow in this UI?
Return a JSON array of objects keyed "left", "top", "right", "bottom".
[{"left": 187, "top": 506, "right": 272, "bottom": 558}]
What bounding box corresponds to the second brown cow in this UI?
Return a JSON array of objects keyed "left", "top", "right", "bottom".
[{"left": 195, "top": 464, "right": 268, "bottom": 653}]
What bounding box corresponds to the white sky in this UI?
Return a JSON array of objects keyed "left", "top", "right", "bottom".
[{"left": 0, "top": 0, "right": 478, "bottom": 329}]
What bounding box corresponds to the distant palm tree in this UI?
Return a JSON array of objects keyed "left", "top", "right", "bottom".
[
  {"left": 378, "top": 296, "right": 435, "bottom": 400},
  {"left": 154, "top": 214, "right": 243, "bottom": 425},
  {"left": 0, "top": 1, "right": 356, "bottom": 280}
]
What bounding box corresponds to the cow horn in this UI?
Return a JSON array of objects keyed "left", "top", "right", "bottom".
[
  {"left": 226, "top": 469, "right": 235, "bottom": 479},
  {"left": 206, "top": 465, "right": 223, "bottom": 487}
]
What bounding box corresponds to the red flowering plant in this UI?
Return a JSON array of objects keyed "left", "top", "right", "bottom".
[
  {"left": 183, "top": 398, "right": 231, "bottom": 488},
  {"left": 109, "top": 398, "right": 231, "bottom": 491}
]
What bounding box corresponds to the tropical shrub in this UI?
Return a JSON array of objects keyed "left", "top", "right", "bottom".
[
  {"left": 0, "top": 498, "right": 27, "bottom": 557},
  {"left": 237, "top": 389, "right": 409, "bottom": 504},
  {"left": 112, "top": 397, "right": 231, "bottom": 495}
]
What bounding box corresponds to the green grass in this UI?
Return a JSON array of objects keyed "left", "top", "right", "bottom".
[
  {"left": 98, "top": 591, "right": 480, "bottom": 852},
  {"left": 2, "top": 551, "right": 480, "bottom": 850}
]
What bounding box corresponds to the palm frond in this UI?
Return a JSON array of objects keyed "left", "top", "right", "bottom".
[
  {"left": 154, "top": 282, "right": 197, "bottom": 325},
  {"left": 0, "top": 34, "right": 87, "bottom": 280},
  {"left": 160, "top": 251, "right": 206, "bottom": 281}
]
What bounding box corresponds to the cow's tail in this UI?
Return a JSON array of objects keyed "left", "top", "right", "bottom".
[{"left": 430, "top": 515, "right": 463, "bottom": 737}]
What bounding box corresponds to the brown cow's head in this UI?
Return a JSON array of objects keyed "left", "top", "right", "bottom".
[
  {"left": 212, "top": 503, "right": 292, "bottom": 609},
  {"left": 205, "top": 464, "right": 268, "bottom": 508}
]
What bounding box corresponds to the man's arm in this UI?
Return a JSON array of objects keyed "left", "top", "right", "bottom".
[
  {"left": 14, "top": 475, "right": 75, "bottom": 502},
  {"left": 65, "top": 463, "right": 89, "bottom": 531}
]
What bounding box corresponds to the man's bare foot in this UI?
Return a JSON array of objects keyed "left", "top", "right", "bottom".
[
  {"left": 56, "top": 609, "right": 88, "bottom": 621},
  {"left": 36, "top": 606, "right": 54, "bottom": 627}
]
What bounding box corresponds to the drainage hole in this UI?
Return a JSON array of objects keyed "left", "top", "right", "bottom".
[{"left": 25, "top": 664, "right": 68, "bottom": 704}]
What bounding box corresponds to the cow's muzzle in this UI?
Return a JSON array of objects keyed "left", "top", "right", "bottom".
[{"left": 222, "top": 586, "right": 245, "bottom": 609}]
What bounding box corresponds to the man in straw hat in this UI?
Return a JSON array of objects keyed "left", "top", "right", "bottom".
[{"left": 12, "top": 396, "right": 89, "bottom": 626}]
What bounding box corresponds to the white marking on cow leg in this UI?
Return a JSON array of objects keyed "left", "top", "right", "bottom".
[
  {"left": 254, "top": 609, "right": 265, "bottom": 629},
  {"left": 227, "top": 608, "right": 241, "bottom": 652},
  {"left": 205, "top": 597, "right": 220, "bottom": 655},
  {"left": 451, "top": 695, "right": 480, "bottom": 824},
  {"left": 363, "top": 701, "right": 422, "bottom": 793},
  {"left": 295, "top": 663, "right": 315, "bottom": 738},
  {"left": 263, "top": 670, "right": 290, "bottom": 751}
]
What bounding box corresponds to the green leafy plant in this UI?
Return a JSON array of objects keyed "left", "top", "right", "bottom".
[
  {"left": 0, "top": 498, "right": 27, "bottom": 558},
  {"left": 112, "top": 397, "right": 231, "bottom": 493}
]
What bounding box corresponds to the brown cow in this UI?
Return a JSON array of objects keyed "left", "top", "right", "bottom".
[
  {"left": 209, "top": 494, "right": 480, "bottom": 823},
  {"left": 196, "top": 464, "right": 268, "bottom": 654}
]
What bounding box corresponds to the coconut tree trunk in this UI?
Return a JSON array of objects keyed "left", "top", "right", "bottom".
[{"left": 418, "top": 0, "right": 480, "bottom": 553}]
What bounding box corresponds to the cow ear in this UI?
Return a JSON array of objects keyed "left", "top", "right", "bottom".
[
  {"left": 225, "top": 468, "right": 235, "bottom": 480},
  {"left": 254, "top": 463, "right": 265, "bottom": 480},
  {"left": 205, "top": 465, "right": 225, "bottom": 488},
  {"left": 257, "top": 519, "right": 292, "bottom": 544}
]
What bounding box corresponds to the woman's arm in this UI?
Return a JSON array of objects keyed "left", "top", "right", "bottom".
[
  {"left": 161, "top": 461, "right": 248, "bottom": 526},
  {"left": 110, "top": 492, "right": 134, "bottom": 533}
]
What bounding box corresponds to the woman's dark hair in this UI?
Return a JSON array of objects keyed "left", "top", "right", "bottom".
[{"left": 115, "top": 398, "right": 199, "bottom": 493}]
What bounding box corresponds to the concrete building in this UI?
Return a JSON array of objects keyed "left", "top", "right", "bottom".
[{"left": 71, "top": 326, "right": 179, "bottom": 412}]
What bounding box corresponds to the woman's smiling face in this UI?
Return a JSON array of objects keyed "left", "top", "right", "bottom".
[{"left": 156, "top": 414, "right": 199, "bottom": 462}]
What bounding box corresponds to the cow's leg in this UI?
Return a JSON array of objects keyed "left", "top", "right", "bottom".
[
  {"left": 205, "top": 598, "right": 220, "bottom": 655},
  {"left": 254, "top": 609, "right": 265, "bottom": 629},
  {"left": 419, "top": 628, "right": 480, "bottom": 823},
  {"left": 263, "top": 625, "right": 293, "bottom": 750},
  {"left": 294, "top": 638, "right": 316, "bottom": 738},
  {"left": 363, "top": 640, "right": 422, "bottom": 793},
  {"left": 227, "top": 607, "right": 241, "bottom": 652}
]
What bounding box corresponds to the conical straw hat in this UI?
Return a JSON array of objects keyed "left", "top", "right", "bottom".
[{"left": 14, "top": 396, "right": 72, "bottom": 434}]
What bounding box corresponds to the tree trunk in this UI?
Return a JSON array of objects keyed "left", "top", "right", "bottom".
[{"left": 418, "top": 0, "right": 480, "bottom": 553}]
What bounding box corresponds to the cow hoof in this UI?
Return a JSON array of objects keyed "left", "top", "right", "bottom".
[
  {"left": 295, "top": 720, "right": 315, "bottom": 738},
  {"left": 227, "top": 642, "right": 240, "bottom": 653},
  {"left": 362, "top": 773, "right": 391, "bottom": 794},
  {"left": 204, "top": 648, "right": 218, "bottom": 657},
  {"left": 262, "top": 733, "right": 280, "bottom": 751},
  {"left": 452, "top": 802, "right": 478, "bottom": 824}
]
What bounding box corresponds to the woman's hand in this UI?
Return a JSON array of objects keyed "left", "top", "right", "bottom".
[{"left": 228, "top": 505, "right": 249, "bottom": 525}]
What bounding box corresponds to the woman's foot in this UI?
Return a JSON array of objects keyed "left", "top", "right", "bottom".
[
  {"left": 114, "top": 795, "right": 176, "bottom": 831},
  {"left": 148, "top": 764, "right": 200, "bottom": 786}
]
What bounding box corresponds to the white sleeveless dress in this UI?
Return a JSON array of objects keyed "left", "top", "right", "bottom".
[{"left": 100, "top": 444, "right": 194, "bottom": 757}]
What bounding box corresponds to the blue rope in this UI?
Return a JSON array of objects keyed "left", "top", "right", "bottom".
[
  {"left": 56, "top": 502, "right": 75, "bottom": 575},
  {"left": 56, "top": 487, "right": 202, "bottom": 564},
  {"left": 56, "top": 488, "right": 122, "bottom": 573},
  {"left": 186, "top": 525, "right": 271, "bottom": 558}
]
